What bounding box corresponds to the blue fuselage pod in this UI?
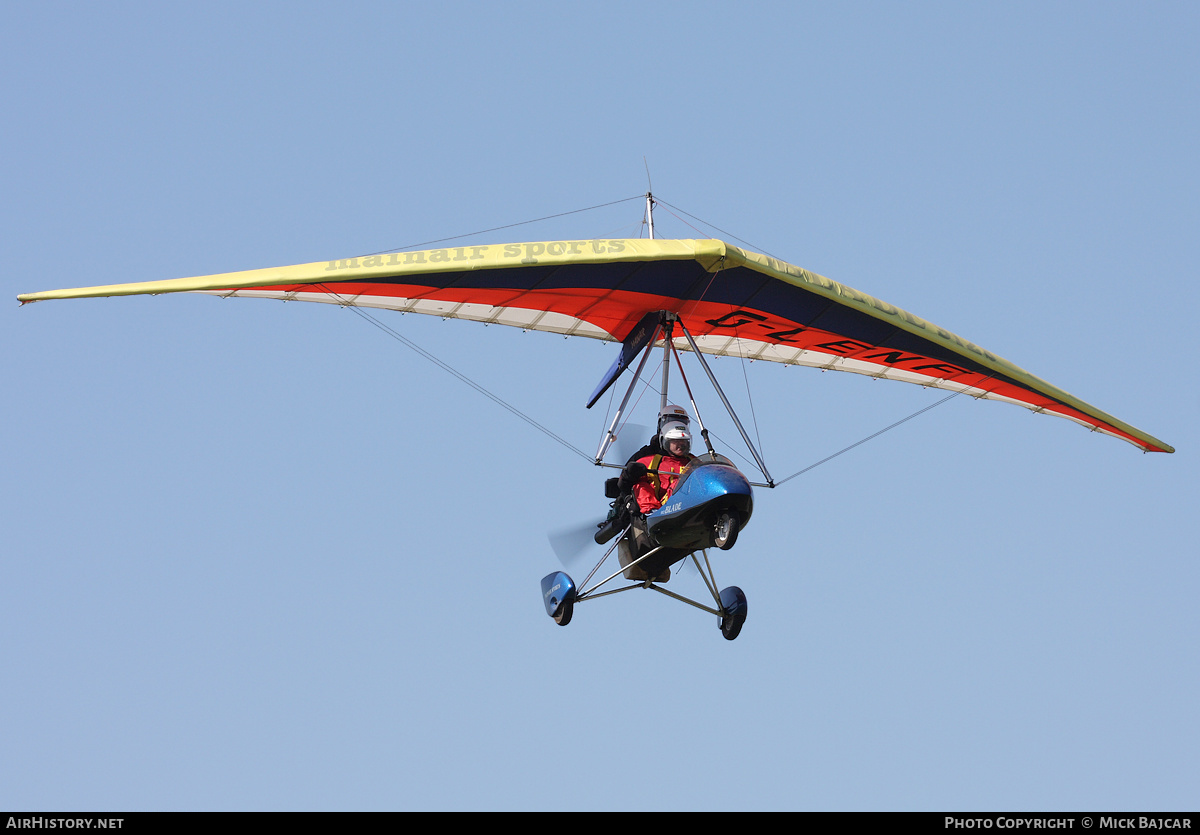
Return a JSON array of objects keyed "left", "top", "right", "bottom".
[{"left": 645, "top": 461, "right": 754, "bottom": 551}]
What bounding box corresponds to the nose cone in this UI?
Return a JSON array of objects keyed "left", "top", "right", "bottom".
[
  {"left": 695, "top": 464, "right": 752, "bottom": 497},
  {"left": 678, "top": 463, "right": 754, "bottom": 525}
]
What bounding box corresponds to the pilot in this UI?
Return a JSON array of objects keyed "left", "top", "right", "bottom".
[{"left": 631, "top": 419, "right": 695, "bottom": 514}]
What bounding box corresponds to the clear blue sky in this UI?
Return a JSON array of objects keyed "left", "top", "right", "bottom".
[{"left": 4, "top": 1, "right": 1196, "bottom": 811}]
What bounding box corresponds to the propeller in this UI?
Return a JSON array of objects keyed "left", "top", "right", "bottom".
[
  {"left": 547, "top": 519, "right": 607, "bottom": 569},
  {"left": 546, "top": 423, "right": 655, "bottom": 568},
  {"left": 604, "top": 421, "right": 653, "bottom": 465}
]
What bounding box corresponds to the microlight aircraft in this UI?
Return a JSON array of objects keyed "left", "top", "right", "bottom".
[{"left": 18, "top": 196, "right": 1172, "bottom": 640}]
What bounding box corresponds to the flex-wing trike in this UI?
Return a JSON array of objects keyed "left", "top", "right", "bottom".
[{"left": 540, "top": 311, "right": 775, "bottom": 641}]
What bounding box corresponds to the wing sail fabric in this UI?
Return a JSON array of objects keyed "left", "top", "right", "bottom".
[{"left": 18, "top": 238, "right": 1173, "bottom": 453}]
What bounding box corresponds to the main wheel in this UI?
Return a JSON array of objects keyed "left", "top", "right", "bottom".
[
  {"left": 553, "top": 596, "right": 574, "bottom": 626},
  {"left": 718, "top": 585, "right": 748, "bottom": 641},
  {"left": 713, "top": 511, "right": 740, "bottom": 550}
]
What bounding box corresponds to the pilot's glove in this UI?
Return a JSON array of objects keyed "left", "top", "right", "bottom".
[{"left": 617, "top": 461, "right": 648, "bottom": 491}]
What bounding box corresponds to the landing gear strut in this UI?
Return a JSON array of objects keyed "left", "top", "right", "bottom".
[{"left": 540, "top": 540, "right": 749, "bottom": 640}]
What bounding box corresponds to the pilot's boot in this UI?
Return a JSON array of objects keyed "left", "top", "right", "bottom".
[{"left": 617, "top": 538, "right": 649, "bottom": 581}]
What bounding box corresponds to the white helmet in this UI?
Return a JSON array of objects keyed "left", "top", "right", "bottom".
[
  {"left": 658, "top": 404, "right": 690, "bottom": 431},
  {"left": 659, "top": 419, "right": 692, "bottom": 455}
]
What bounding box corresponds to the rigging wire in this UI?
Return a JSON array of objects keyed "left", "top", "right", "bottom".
[
  {"left": 363, "top": 195, "right": 645, "bottom": 256},
  {"left": 654, "top": 198, "right": 784, "bottom": 261},
  {"left": 650, "top": 200, "right": 715, "bottom": 240},
  {"left": 700, "top": 426, "right": 762, "bottom": 473},
  {"left": 773, "top": 387, "right": 968, "bottom": 486},
  {"left": 735, "top": 341, "right": 766, "bottom": 462},
  {"left": 314, "top": 284, "right": 593, "bottom": 463}
]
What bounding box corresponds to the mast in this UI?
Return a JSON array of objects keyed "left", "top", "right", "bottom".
[
  {"left": 660, "top": 311, "right": 672, "bottom": 414},
  {"left": 646, "top": 192, "right": 655, "bottom": 240}
]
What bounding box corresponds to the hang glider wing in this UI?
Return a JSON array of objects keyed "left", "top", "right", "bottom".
[{"left": 18, "top": 238, "right": 1173, "bottom": 453}]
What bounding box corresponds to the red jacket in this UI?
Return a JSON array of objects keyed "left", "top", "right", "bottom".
[{"left": 633, "top": 453, "right": 692, "bottom": 513}]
